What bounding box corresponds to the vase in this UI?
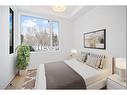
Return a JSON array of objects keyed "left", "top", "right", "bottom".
[{"left": 19, "top": 69, "right": 27, "bottom": 76}]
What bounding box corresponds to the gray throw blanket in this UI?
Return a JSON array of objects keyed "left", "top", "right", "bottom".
[{"left": 45, "top": 61, "right": 86, "bottom": 89}]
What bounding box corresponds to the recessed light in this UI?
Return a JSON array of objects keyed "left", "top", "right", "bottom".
[{"left": 52, "top": 5, "right": 66, "bottom": 12}]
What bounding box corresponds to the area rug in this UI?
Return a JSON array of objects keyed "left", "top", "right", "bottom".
[{"left": 22, "top": 69, "right": 37, "bottom": 89}]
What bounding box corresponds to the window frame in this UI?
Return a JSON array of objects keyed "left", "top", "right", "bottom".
[
  {"left": 19, "top": 12, "right": 61, "bottom": 53},
  {"left": 9, "top": 8, "right": 14, "bottom": 54}
]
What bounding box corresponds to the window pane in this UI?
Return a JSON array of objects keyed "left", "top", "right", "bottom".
[
  {"left": 51, "top": 21, "right": 59, "bottom": 50},
  {"left": 21, "top": 15, "right": 59, "bottom": 51}
]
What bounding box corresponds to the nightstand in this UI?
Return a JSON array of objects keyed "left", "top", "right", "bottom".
[{"left": 107, "top": 74, "right": 126, "bottom": 89}]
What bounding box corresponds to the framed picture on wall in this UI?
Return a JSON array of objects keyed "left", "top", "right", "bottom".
[
  {"left": 9, "top": 8, "right": 14, "bottom": 54},
  {"left": 84, "top": 29, "right": 106, "bottom": 49}
]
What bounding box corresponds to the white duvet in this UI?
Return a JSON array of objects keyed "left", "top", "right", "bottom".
[
  {"left": 35, "top": 59, "right": 109, "bottom": 89},
  {"left": 64, "top": 59, "right": 109, "bottom": 86}
]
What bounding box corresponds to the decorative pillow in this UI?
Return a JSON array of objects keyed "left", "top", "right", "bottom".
[
  {"left": 86, "top": 55, "right": 98, "bottom": 68},
  {"left": 99, "top": 56, "right": 106, "bottom": 69},
  {"left": 77, "top": 52, "right": 89, "bottom": 63},
  {"left": 95, "top": 55, "right": 103, "bottom": 69},
  {"left": 82, "top": 52, "right": 90, "bottom": 62}
]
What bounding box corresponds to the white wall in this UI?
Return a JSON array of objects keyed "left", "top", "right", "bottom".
[
  {"left": 0, "top": 6, "right": 17, "bottom": 89},
  {"left": 72, "top": 6, "right": 126, "bottom": 58}
]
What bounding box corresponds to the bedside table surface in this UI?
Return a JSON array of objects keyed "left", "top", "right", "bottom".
[{"left": 108, "top": 74, "right": 126, "bottom": 87}]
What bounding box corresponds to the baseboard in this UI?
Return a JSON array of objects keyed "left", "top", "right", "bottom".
[{"left": 4, "top": 70, "right": 18, "bottom": 89}]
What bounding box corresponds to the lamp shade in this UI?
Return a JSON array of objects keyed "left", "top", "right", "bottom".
[
  {"left": 70, "top": 49, "right": 77, "bottom": 54},
  {"left": 115, "top": 58, "right": 126, "bottom": 70},
  {"left": 115, "top": 58, "right": 126, "bottom": 81}
]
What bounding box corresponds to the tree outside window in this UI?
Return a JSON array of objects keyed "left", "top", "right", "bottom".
[{"left": 21, "top": 15, "right": 59, "bottom": 51}]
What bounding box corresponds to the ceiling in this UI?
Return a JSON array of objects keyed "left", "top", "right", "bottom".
[{"left": 16, "top": 6, "right": 94, "bottom": 20}]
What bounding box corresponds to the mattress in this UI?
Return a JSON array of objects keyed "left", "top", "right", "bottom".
[
  {"left": 35, "top": 59, "right": 109, "bottom": 89},
  {"left": 64, "top": 59, "right": 109, "bottom": 86}
]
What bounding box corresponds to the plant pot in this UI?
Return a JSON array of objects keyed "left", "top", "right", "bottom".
[{"left": 19, "top": 69, "right": 27, "bottom": 76}]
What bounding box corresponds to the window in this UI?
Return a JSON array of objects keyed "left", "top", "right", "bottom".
[
  {"left": 21, "top": 15, "right": 59, "bottom": 52},
  {"left": 9, "top": 8, "right": 14, "bottom": 54}
]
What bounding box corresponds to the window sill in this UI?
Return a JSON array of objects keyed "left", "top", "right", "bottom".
[{"left": 30, "top": 50, "right": 61, "bottom": 54}]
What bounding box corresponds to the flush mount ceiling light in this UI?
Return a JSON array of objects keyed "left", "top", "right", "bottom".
[{"left": 52, "top": 5, "right": 66, "bottom": 12}]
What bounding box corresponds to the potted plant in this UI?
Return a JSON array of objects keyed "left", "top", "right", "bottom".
[{"left": 16, "top": 45, "right": 30, "bottom": 76}]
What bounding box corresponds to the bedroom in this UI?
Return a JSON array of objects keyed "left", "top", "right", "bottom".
[{"left": 0, "top": 6, "right": 126, "bottom": 90}]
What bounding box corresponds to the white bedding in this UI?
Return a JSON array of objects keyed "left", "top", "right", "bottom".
[
  {"left": 64, "top": 59, "right": 109, "bottom": 86},
  {"left": 35, "top": 64, "right": 46, "bottom": 89},
  {"left": 35, "top": 59, "right": 110, "bottom": 89}
]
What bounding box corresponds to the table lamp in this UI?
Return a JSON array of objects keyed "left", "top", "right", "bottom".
[
  {"left": 70, "top": 49, "right": 77, "bottom": 58},
  {"left": 115, "top": 58, "right": 126, "bottom": 82}
]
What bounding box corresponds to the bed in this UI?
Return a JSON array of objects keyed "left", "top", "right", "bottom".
[{"left": 35, "top": 54, "right": 112, "bottom": 89}]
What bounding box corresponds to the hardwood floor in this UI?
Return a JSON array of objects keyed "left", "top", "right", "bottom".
[
  {"left": 6, "top": 74, "right": 26, "bottom": 89},
  {"left": 6, "top": 69, "right": 37, "bottom": 89}
]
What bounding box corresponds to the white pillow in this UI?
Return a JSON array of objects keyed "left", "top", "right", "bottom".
[
  {"left": 95, "top": 55, "right": 103, "bottom": 69},
  {"left": 95, "top": 58, "right": 101, "bottom": 69},
  {"left": 99, "top": 56, "right": 106, "bottom": 69},
  {"left": 77, "top": 52, "right": 89, "bottom": 63},
  {"left": 86, "top": 55, "right": 98, "bottom": 68}
]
